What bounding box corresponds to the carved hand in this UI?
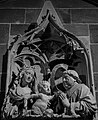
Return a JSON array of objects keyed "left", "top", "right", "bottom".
[{"left": 59, "top": 92, "right": 70, "bottom": 108}]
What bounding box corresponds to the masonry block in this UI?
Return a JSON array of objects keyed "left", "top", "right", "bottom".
[
  {"left": 0, "top": 45, "right": 7, "bottom": 73},
  {"left": 64, "top": 24, "right": 88, "bottom": 36},
  {"left": 95, "top": 92, "right": 98, "bottom": 119},
  {"left": 0, "top": 91, "right": 5, "bottom": 107},
  {"left": 0, "top": 0, "right": 44, "bottom": 8},
  {"left": 11, "top": 24, "right": 29, "bottom": 35},
  {"left": 0, "top": 24, "right": 9, "bottom": 44},
  {"left": 50, "top": 0, "right": 96, "bottom": 8},
  {"left": 0, "top": 73, "right": 7, "bottom": 92},
  {"left": 26, "top": 9, "right": 41, "bottom": 23},
  {"left": 94, "top": 73, "right": 98, "bottom": 91},
  {"left": 56, "top": 9, "right": 70, "bottom": 23},
  {"left": 71, "top": 9, "right": 98, "bottom": 23},
  {"left": 0, "top": 73, "right": 1, "bottom": 91},
  {"left": 0, "top": 9, "right": 25, "bottom": 23},
  {"left": 91, "top": 45, "right": 98, "bottom": 72},
  {"left": 96, "top": 92, "right": 98, "bottom": 107},
  {"left": 89, "top": 25, "right": 98, "bottom": 43}
]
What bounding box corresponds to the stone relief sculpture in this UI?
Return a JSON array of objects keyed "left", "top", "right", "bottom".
[{"left": 1, "top": 1, "right": 97, "bottom": 120}]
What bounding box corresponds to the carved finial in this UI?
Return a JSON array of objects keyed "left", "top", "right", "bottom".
[{"left": 37, "top": 0, "right": 64, "bottom": 28}]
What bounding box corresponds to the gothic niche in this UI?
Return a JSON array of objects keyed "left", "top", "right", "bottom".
[{"left": 1, "top": 3, "right": 96, "bottom": 120}]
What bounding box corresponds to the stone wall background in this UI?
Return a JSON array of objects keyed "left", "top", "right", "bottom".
[{"left": 0, "top": 0, "right": 98, "bottom": 117}]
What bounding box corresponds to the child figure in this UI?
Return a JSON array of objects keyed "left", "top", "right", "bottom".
[{"left": 31, "top": 81, "right": 54, "bottom": 117}]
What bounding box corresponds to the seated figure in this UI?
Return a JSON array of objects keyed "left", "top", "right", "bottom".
[{"left": 2, "top": 67, "right": 36, "bottom": 118}]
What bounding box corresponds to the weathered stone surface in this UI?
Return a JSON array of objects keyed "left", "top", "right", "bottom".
[
  {"left": 0, "top": 9, "right": 25, "bottom": 23},
  {"left": 96, "top": 92, "right": 98, "bottom": 107},
  {"left": 25, "top": 9, "right": 41, "bottom": 23},
  {"left": 89, "top": 25, "right": 98, "bottom": 43},
  {"left": 71, "top": 9, "right": 98, "bottom": 23},
  {"left": 91, "top": 45, "right": 98, "bottom": 72},
  {"left": 94, "top": 73, "right": 98, "bottom": 91},
  {"left": 0, "top": 45, "right": 7, "bottom": 73},
  {"left": 0, "top": 24, "right": 9, "bottom": 44},
  {"left": 56, "top": 9, "right": 71, "bottom": 23},
  {"left": 64, "top": 24, "right": 88, "bottom": 36},
  {"left": 50, "top": 0, "right": 96, "bottom": 8},
  {"left": 11, "top": 24, "right": 29, "bottom": 35},
  {"left": 0, "top": 0, "right": 44, "bottom": 8}
]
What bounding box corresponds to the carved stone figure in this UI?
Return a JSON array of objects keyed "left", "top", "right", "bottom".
[
  {"left": 60, "top": 70, "right": 97, "bottom": 118},
  {"left": 2, "top": 67, "right": 35, "bottom": 118},
  {"left": 31, "top": 81, "right": 54, "bottom": 117}
]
